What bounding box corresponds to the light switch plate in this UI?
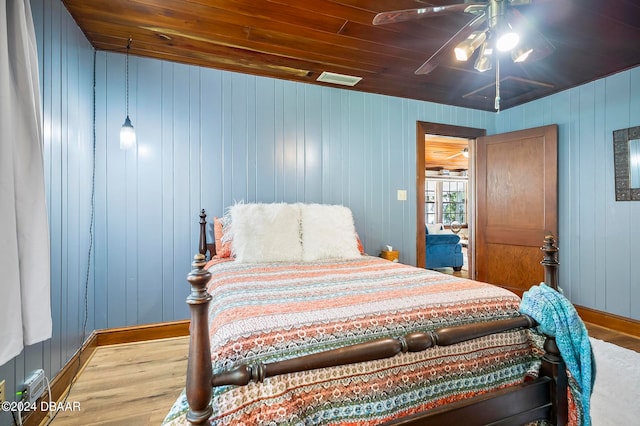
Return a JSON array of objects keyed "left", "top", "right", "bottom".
[{"left": 397, "top": 190, "right": 407, "bottom": 201}]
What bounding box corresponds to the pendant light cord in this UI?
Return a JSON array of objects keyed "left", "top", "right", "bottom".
[
  {"left": 125, "top": 37, "right": 131, "bottom": 117},
  {"left": 41, "top": 49, "right": 96, "bottom": 426},
  {"left": 494, "top": 56, "right": 501, "bottom": 113}
]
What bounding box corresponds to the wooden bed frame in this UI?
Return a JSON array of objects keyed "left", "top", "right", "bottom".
[{"left": 184, "top": 210, "right": 568, "bottom": 425}]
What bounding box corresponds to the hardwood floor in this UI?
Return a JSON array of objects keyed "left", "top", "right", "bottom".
[
  {"left": 43, "top": 337, "right": 189, "bottom": 425},
  {"left": 585, "top": 323, "right": 640, "bottom": 352},
  {"left": 41, "top": 323, "right": 639, "bottom": 425}
]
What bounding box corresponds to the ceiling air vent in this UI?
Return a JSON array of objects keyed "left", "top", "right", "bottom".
[{"left": 316, "top": 71, "right": 362, "bottom": 87}]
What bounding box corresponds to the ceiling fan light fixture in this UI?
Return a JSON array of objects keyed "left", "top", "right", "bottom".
[
  {"left": 454, "top": 31, "right": 486, "bottom": 62},
  {"left": 495, "top": 22, "right": 519, "bottom": 52},
  {"left": 474, "top": 41, "right": 493, "bottom": 72},
  {"left": 512, "top": 45, "right": 533, "bottom": 62}
]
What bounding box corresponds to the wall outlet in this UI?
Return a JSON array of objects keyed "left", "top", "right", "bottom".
[{"left": 0, "top": 379, "right": 5, "bottom": 403}]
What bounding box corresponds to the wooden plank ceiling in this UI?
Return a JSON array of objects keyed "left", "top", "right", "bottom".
[
  {"left": 62, "top": 0, "right": 640, "bottom": 112},
  {"left": 425, "top": 135, "right": 469, "bottom": 171}
]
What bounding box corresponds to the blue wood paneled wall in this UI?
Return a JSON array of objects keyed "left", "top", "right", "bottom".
[
  {"left": 0, "top": 0, "right": 95, "bottom": 420},
  {"left": 91, "top": 55, "right": 495, "bottom": 327},
  {"left": 495, "top": 68, "right": 640, "bottom": 320}
]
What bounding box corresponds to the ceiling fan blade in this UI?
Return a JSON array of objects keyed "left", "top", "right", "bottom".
[
  {"left": 414, "top": 12, "right": 486, "bottom": 75},
  {"left": 444, "top": 152, "right": 463, "bottom": 160},
  {"left": 373, "top": 3, "right": 484, "bottom": 26}
]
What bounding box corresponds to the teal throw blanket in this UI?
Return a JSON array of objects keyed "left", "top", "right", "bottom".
[{"left": 520, "top": 283, "right": 596, "bottom": 426}]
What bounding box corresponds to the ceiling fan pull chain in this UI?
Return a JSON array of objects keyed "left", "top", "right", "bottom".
[{"left": 494, "top": 56, "right": 501, "bottom": 113}]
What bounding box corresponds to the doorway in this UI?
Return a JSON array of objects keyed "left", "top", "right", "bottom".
[
  {"left": 425, "top": 135, "right": 471, "bottom": 277},
  {"left": 416, "top": 122, "right": 558, "bottom": 293},
  {"left": 415, "top": 122, "right": 486, "bottom": 275}
]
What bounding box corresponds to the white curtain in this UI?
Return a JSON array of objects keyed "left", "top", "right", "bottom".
[{"left": 0, "top": 0, "right": 52, "bottom": 366}]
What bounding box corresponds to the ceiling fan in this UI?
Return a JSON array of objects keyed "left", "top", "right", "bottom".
[
  {"left": 445, "top": 147, "right": 470, "bottom": 160},
  {"left": 373, "top": 0, "right": 554, "bottom": 110}
]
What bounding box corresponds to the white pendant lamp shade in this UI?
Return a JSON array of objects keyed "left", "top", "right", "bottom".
[{"left": 120, "top": 115, "right": 136, "bottom": 150}]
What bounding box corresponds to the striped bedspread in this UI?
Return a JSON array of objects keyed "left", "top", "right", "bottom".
[{"left": 163, "top": 256, "right": 537, "bottom": 425}]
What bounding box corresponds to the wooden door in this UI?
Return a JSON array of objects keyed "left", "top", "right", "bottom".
[{"left": 475, "top": 125, "right": 558, "bottom": 294}]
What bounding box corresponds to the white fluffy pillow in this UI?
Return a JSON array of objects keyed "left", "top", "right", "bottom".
[
  {"left": 228, "top": 203, "right": 302, "bottom": 263},
  {"left": 301, "top": 204, "right": 361, "bottom": 261}
]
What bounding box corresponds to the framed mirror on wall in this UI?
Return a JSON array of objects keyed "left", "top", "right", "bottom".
[{"left": 613, "top": 125, "right": 640, "bottom": 201}]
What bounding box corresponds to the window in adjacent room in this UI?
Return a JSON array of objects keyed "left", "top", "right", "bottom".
[
  {"left": 425, "top": 178, "right": 468, "bottom": 225},
  {"left": 425, "top": 180, "right": 437, "bottom": 225}
]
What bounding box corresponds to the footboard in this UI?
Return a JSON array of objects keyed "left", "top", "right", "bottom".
[
  {"left": 185, "top": 212, "right": 567, "bottom": 425},
  {"left": 210, "top": 314, "right": 537, "bottom": 388}
]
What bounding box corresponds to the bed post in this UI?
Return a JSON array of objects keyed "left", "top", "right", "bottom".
[
  {"left": 185, "top": 254, "right": 213, "bottom": 425},
  {"left": 199, "top": 209, "right": 208, "bottom": 259},
  {"left": 541, "top": 234, "right": 559, "bottom": 291},
  {"left": 541, "top": 337, "right": 568, "bottom": 426},
  {"left": 539, "top": 234, "right": 568, "bottom": 426}
]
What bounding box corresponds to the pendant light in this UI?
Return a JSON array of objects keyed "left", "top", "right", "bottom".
[{"left": 120, "top": 38, "right": 136, "bottom": 150}]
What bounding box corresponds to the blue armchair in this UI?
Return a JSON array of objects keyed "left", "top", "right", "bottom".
[{"left": 425, "top": 225, "right": 463, "bottom": 271}]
